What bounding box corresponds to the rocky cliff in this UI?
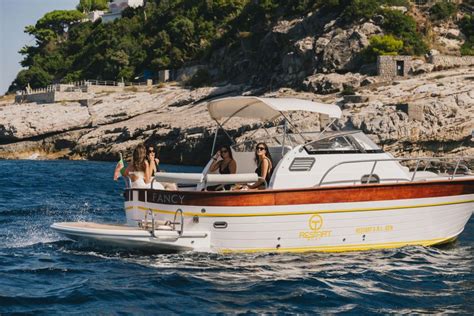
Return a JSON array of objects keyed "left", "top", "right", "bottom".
[{"left": 1, "top": 67, "right": 472, "bottom": 165}]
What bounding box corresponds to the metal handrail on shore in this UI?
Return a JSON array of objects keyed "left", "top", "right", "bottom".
[{"left": 317, "top": 156, "right": 474, "bottom": 187}]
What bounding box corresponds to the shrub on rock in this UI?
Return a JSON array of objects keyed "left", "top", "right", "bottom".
[
  {"left": 429, "top": 1, "right": 458, "bottom": 22},
  {"left": 362, "top": 34, "right": 403, "bottom": 62}
]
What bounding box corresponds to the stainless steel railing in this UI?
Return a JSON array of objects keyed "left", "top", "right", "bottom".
[{"left": 317, "top": 156, "right": 474, "bottom": 187}]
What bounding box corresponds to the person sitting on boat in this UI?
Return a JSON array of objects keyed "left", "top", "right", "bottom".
[
  {"left": 248, "top": 142, "right": 273, "bottom": 190},
  {"left": 208, "top": 145, "right": 237, "bottom": 191},
  {"left": 146, "top": 144, "right": 177, "bottom": 191},
  {"left": 147, "top": 144, "right": 160, "bottom": 176},
  {"left": 124, "top": 144, "right": 163, "bottom": 189}
]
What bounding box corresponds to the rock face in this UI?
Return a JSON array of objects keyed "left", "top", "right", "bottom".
[
  {"left": 209, "top": 8, "right": 382, "bottom": 88},
  {"left": 1, "top": 68, "right": 473, "bottom": 164},
  {"left": 339, "top": 67, "right": 474, "bottom": 157},
  {"left": 317, "top": 22, "right": 382, "bottom": 73},
  {"left": 0, "top": 84, "right": 248, "bottom": 164},
  {"left": 0, "top": 103, "right": 91, "bottom": 141},
  {"left": 302, "top": 73, "right": 365, "bottom": 94},
  {"left": 433, "top": 24, "right": 464, "bottom": 55}
]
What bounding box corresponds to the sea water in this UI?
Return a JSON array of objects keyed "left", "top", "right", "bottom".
[{"left": 0, "top": 160, "right": 472, "bottom": 314}]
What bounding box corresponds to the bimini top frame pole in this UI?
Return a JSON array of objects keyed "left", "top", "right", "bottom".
[{"left": 206, "top": 96, "right": 342, "bottom": 154}]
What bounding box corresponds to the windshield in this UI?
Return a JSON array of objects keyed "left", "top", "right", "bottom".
[{"left": 304, "top": 131, "right": 382, "bottom": 154}]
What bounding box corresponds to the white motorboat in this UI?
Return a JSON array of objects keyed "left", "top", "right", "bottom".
[{"left": 52, "top": 97, "right": 474, "bottom": 253}]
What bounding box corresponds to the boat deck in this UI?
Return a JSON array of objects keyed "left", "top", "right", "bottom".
[{"left": 56, "top": 222, "right": 136, "bottom": 230}]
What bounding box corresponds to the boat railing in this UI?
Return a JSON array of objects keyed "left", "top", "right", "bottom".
[
  {"left": 317, "top": 156, "right": 474, "bottom": 187},
  {"left": 124, "top": 177, "right": 132, "bottom": 189}
]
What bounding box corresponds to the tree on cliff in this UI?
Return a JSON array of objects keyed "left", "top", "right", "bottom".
[
  {"left": 459, "top": 14, "right": 474, "bottom": 56},
  {"left": 77, "top": 0, "right": 109, "bottom": 13},
  {"left": 25, "top": 10, "right": 85, "bottom": 44}
]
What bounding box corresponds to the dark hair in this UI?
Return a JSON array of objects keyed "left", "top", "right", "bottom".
[
  {"left": 219, "top": 145, "right": 234, "bottom": 160},
  {"left": 254, "top": 142, "right": 272, "bottom": 165},
  {"left": 146, "top": 144, "right": 157, "bottom": 155},
  {"left": 132, "top": 144, "right": 147, "bottom": 171}
]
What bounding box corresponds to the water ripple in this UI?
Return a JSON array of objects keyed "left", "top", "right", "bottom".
[{"left": 0, "top": 161, "right": 472, "bottom": 314}]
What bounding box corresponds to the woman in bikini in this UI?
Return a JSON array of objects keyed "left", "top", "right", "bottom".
[
  {"left": 124, "top": 144, "right": 163, "bottom": 189},
  {"left": 248, "top": 142, "right": 273, "bottom": 190},
  {"left": 208, "top": 145, "right": 237, "bottom": 190}
]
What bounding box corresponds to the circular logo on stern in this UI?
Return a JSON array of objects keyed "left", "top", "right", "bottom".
[{"left": 309, "top": 214, "right": 323, "bottom": 231}]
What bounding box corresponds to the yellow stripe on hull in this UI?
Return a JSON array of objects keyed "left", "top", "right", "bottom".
[
  {"left": 219, "top": 236, "right": 459, "bottom": 254},
  {"left": 125, "top": 198, "right": 474, "bottom": 218}
]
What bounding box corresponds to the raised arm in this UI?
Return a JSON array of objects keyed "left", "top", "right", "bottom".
[
  {"left": 123, "top": 165, "right": 130, "bottom": 177},
  {"left": 209, "top": 152, "right": 221, "bottom": 172}
]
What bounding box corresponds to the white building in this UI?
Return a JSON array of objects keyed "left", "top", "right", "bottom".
[
  {"left": 87, "top": 10, "right": 105, "bottom": 22},
  {"left": 101, "top": 0, "right": 144, "bottom": 23}
]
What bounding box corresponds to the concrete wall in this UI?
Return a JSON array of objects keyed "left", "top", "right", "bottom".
[
  {"left": 15, "top": 92, "right": 55, "bottom": 104},
  {"left": 15, "top": 91, "right": 92, "bottom": 104},
  {"left": 84, "top": 84, "right": 124, "bottom": 93},
  {"left": 158, "top": 70, "right": 170, "bottom": 82},
  {"left": 429, "top": 55, "right": 474, "bottom": 70}
]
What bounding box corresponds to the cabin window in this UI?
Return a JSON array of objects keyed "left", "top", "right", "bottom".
[
  {"left": 305, "top": 135, "right": 359, "bottom": 154},
  {"left": 361, "top": 174, "right": 380, "bottom": 184},
  {"left": 304, "top": 132, "right": 383, "bottom": 155}
]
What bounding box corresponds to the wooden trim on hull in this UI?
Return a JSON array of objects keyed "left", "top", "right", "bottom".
[
  {"left": 125, "top": 178, "right": 474, "bottom": 207},
  {"left": 128, "top": 198, "right": 474, "bottom": 217}
]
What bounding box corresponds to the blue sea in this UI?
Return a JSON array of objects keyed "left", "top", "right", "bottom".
[{"left": 0, "top": 160, "right": 473, "bottom": 314}]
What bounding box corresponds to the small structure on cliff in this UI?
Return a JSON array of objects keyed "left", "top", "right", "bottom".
[
  {"left": 377, "top": 56, "right": 416, "bottom": 80},
  {"left": 377, "top": 53, "right": 474, "bottom": 80}
]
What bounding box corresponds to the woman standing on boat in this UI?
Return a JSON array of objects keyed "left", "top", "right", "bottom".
[
  {"left": 124, "top": 144, "right": 163, "bottom": 189},
  {"left": 248, "top": 142, "right": 273, "bottom": 190}
]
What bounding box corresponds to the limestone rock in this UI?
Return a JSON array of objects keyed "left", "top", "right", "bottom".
[
  {"left": 410, "top": 61, "right": 434, "bottom": 75},
  {"left": 361, "top": 77, "right": 377, "bottom": 86},
  {"left": 0, "top": 102, "right": 91, "bottom": 141},
  {"left": 1, "top": 67, "right": 473, "bottom": 163},
  {"left": 303, "top": 73, "right": 364, "bottom": 94},
  {"left": 319, "top": 23, "right": 382, "bottom": 72}
]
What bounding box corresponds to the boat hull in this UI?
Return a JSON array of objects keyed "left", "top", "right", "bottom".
[{"left": 124, "top": 179, "right": 474, "bottom": 253}]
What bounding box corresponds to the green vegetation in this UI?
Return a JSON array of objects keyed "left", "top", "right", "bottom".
[
  {"left": 340, "top": 85, "right": 356, "bottom": 95},
  {"left": 362, "top": 34, "right": 404, "bottom": 62},
  {"left": 8, "top": 0, "right": 429, "bottom": 92},
  {"left": 429, "top": 0, "right": 458, "bottom": 22},
  {"left": 380, "top": 9, "right": 428, "bottom": 55},
  {"left": 77, "top": 0, "right": 108, "bottom": 12},
  {"left": 459, "top": 14, "right": 474, "bottom": 56}
]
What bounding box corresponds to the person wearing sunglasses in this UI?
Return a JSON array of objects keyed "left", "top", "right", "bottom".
[
  {"left": 146, "top": 145, "right": 160, "bottom": 176},
  {"left": 208, "top": 145, "right": 237, "bottom": 190},
  {"left": 123, "top": 144, "right": 163, "bottom": 189},
  {"left": 145, "top": 144, "right": 177, "bottom": 190},
  {"left": 248, "top": 142, "right": 273, "bottom": 190}
]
